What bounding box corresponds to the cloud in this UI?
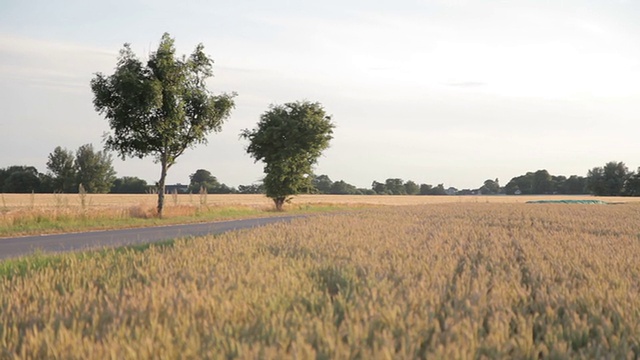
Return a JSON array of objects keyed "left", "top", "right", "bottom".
[{"left": 0, "top": 34, "right": 117, "bottom": 93}]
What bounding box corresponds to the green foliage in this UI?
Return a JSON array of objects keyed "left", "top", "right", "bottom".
[
  {"left": 111, "top": 176, "right": 149, "bottom": 194},
  {"left": 373, "top": 180, "right": 450, "bottom": 196},
  {"left": 625, "top": 170, "right": 640, "bottom": 196},
  {"left": 241, "top": 101, "right": 334, "bottom": 210},
  {"left": 404, "top": 180, "right": 420, "bottom": 195},
  {"left": 189, "top": 169, "right": 219, "bottom": 193},
  {"left": 91, "top": 33, "right": 235, "bottom": 217},
  {"left": 429, "top": 183, "right": 447, "bottom": 195},
  {"left": 372, "top": 178, "right": 411, "bottom": 195},
  {"left": 587, "top": 161, "right": 631, "bottom": 196},
  {"left": 329, "top": 180, "right": 357, "bottom": 195},
  {"left": 532, "top": 170, "right": 553, "bottom": 194},
  {"left": 505, "top": 170, "right": 588, "bottom": 195},
  {"left": 37, "top": 173, "right": 55, "bottom": 193},
  {"left": 310, "top": 175, "right": 359, "bottom": 195},
  {"left": 46, "top": 146, "right": 77, "bottom": 193},
  {"left": 505, "top": 173, "right": 533, "bottom": 195},
  {"left": 479, "top": 178, "right": 500, "bottom": 195},
  {"left": 372, "top": 181, "right": 386, "bottom": 194},
  {"left": 558, "top": 175, "right": 587, "bottom": 195},
  {"left": 419, "top": 183, "right": 432, "bottom": 195},
  {"left": 505, "top": 170, "right": 553, "bottom": 195},
  {"left": 45, "top": 145, "right": 117, "bottom": 194},
  {"left": 74, "top": 144, "right": 116, "bottom": 193},
  {"left": 187, "top": 169, "right": 234, "bottom": 194},
  {"left": 312, "top": 174, "right": 333, "bottom": 194},
  {"left": 385, "top": 178, "right": 406, "bottom": 195},
  {"left": 0, "top": 166, "right": 41, "bottom": 193}
]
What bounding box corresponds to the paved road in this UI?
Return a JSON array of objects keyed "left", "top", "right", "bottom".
[{"left": 0, "top": 215, "right": 304, "bottom": 260}]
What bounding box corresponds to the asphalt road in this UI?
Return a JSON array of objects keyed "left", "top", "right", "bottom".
[{"left": 0, "top": 215, "right": 305, "bottom": 260}]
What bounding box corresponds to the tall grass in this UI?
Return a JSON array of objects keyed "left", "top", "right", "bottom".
[
  {"left": 0, "top": 200, "right": 361, "bottom": 238},
  {"left": 4, "top": 193, "right": 640, "bottom": 210},
  {"left": 1, "top": 203, "right": 640, "bottom": 358},
  {"left": 0, "top": 203, "right": 265, "bottom": 237}
]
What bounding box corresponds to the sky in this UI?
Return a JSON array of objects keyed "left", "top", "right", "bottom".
[{"left": 1, "top": 0, "right": 639, "bottom": 190}]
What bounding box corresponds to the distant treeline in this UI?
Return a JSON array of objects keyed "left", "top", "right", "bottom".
[
  {"left": 0, "top": 145, "right": 264, "bottom": 195},
  {"left": 1, "top": 146, "right": 638, "bottom": 197}
]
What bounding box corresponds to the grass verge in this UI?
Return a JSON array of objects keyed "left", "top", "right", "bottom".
[{"left": 0, "top": 203, "right": 368, "bottom": 238}]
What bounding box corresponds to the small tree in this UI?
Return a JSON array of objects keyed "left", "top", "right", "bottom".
[
  {"left": 241, "top": 101, "right": 334, "bottom": 210},
  {"left": 480, "top": 178, "right": 500, "bottom": 195},
  {"left": 419, "top": 183, "right": 433, "bottom": 195},
  {"left": 532, "top": 170, "right": 553, "bottom": 194},
  {"left": 74, "top": 144, "right": 117, "bottom": 193},
  {"left": 47, "top": 146, "right": 77, "bottom": 193},
  {"left": 188, "top": 169, "right": 234, "bottom": 194},
  {"left": 330, "top": 180, "right": 357, "bottom": 195},
  {"left": 385, "top": 178, "right": 407, "bottom": 195},
  {"left": 429, "top": 183, "right": 447, "bottom": 195},
  {"left": 587, "top": 161, "right": 629, "bottom": 196},
  {"left": 91, "top": 33, "right": 235, "bottom": 217},
  {"left": 111, "top": 176, "right": 149, "bottom": 194},
  {"left": 404, "top": 180, "right": 420, "bottom": 195}
]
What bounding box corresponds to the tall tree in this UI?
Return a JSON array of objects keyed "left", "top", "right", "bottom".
[
  {"left": 550, "top": 175, "right": 567, "bottom": 194},
  {"left": 404, "top": 180, "right": 420, "bottom": 195},
  {"left": 46, "top": 146, "right": 77, "bottom": 193},
  {"left": 312, "top": 174, "right": 333, "bottom": 194},
  {"left": 91, "top": 33, "right": 235, "bottom": 217},
  {"left": 241, "top": 101, "right": 334, "bottom": 210},
  {"left": 559, "top": 175, "right": 587, "bottom": 194},
  {"left": 429, "top": 184, "right": 447, "bottom": 195},
  {"left": 480, "top": 178, "right": 500, "bottom": 194},
  {"left": 587, "top": 161, "right": 629, "bottom": 196},
  {"left": 372, "top": 181, "right": 387, "bottom": 194},
  {"left": 74, "top": 144, "right": 117, "bottom": 193},
  {"left": 625, "top": 169, "right": 640, "bottom": 196},
  {"left": 419, "top": 183, "right": 433, "bottom": 195},
  {"left": 385, "top": 178, "right": 406, "bottom": 195},
  {"left": 188, "top": 169, "right": 234, "bottom": 194},
  {"left": 532, "top": 170, "right": 553, "bottom": 194}
]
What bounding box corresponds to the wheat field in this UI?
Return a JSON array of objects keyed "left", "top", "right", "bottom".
[
  {"left": 2, "top": 203, "right": 640, "bottom": 358},
  {"left": 3, "top": 193, "right": 640, "bottom": 209}
]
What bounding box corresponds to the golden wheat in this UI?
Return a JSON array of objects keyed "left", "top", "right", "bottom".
[
  {"left": 1, "top": 203, "right": 640, "bottom": 358},
  {"left": 3, "top": 193, "right": 640, "bottom": 210}
]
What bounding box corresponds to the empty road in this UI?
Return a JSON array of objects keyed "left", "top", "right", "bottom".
[{"left": 0, "top": 215, "right": 304, "bottom": 260}]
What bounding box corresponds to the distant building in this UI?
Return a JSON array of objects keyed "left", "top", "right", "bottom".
[
  {"left": 164, "top": 183, "right": 189, "bottom": 194},
  {"left": 445, "top": 187, "right": 458, "bottom": 195}
]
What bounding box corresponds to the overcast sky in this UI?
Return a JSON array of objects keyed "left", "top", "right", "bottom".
[{"left": 1, "top": 0, "right": 639, "bottom": 189}]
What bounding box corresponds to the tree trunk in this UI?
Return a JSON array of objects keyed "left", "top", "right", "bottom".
[
  {"left": 157, "top": 159, "right": 168, "bottom": 218},
  {"left": 273, "top": 197, "right": 285, "bottom": 211}
]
